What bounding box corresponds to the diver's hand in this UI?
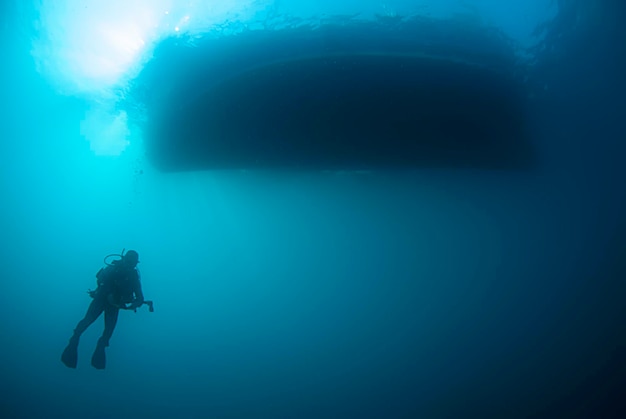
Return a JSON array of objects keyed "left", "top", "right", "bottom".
[{"left": 127, "top": 300, "right": 142, "bottom": 312}]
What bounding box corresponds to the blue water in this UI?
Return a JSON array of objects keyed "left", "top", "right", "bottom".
[{"left": 1, "top": 1, "right": 625, "bottom": 418}]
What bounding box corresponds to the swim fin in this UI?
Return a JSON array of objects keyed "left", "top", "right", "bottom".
[
  {"left": 61, "top": 336, "right": 79, "bottom": 369},
  {"left": 91, "top": 342, "right": 106, "bottom": 370}
]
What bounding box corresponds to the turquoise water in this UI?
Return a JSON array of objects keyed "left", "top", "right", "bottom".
[{"left": 1, "top": 1, "right": 625, "bottom": 418}]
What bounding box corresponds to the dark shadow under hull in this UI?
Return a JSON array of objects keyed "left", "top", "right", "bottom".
[{"left": 138, "top": 20, "right": 535, "bottom": 172}]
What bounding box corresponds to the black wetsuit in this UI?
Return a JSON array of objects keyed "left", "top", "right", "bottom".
[{"left": 73, "top": 261, "right": 144, "bottom": 347}]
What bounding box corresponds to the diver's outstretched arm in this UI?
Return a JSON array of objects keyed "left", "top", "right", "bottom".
[{"left": 121, "top": 300, "right": 154, "bottom": 312}]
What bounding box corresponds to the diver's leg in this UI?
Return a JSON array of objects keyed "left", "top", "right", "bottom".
[
  {"left": 91, "top": 306, "right": 119, "bottom": 369},
  {"left": 62, "top": 298, "right": 104, "bottom": 368},
  {"left": 74, "top": 298, "right": 105, "bottom": 337},
  {"left": 100, "top": 306, "right": 120, "bottom": 347}
]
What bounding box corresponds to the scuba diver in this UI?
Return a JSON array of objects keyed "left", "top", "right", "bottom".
[{"left": 61, "top": 249, "right": 153, "bottom": 370}]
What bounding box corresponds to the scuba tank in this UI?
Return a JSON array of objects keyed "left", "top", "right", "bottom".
[{"left": 90, "top": 249, "right": 128, "bottom": 300}]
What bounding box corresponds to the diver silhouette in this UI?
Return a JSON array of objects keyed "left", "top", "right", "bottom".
[{"left": 61, "top": 250, "right": 153, "bottom": 369}]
